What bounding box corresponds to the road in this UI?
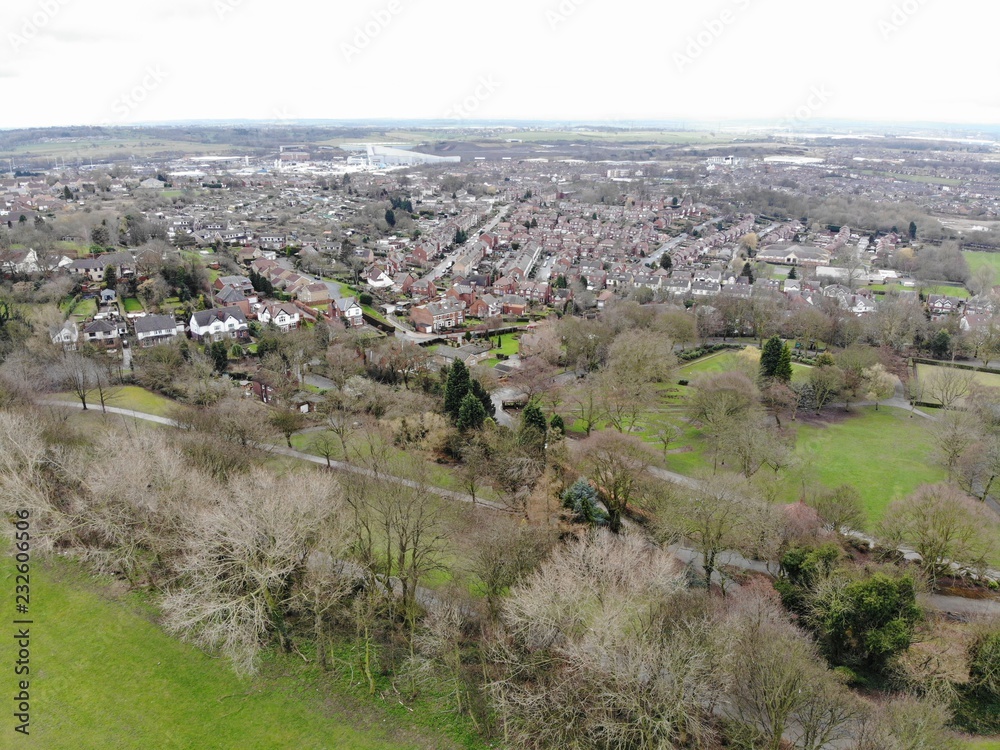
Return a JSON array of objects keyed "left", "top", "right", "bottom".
[
  {"left": 44, "top": 400, "right": 1000, "bottom": 616},
  {"left": 424, "top": 204, "right": 509, "bottom": 282}
]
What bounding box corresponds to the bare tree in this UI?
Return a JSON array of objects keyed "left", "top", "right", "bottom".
[
  {"left": 880, "top": 483, "right": 1000, "bottom": 586},
  {"left": 162, "top": 469, "right": 344, "bottom": 673},
  {"left": 490, "top": 532, "right": 719, "bottom": 750},
  {"left": 923, "top": 365, "right": 976, "bottom": 410},
  {"left": 580, "top": 430, "right": 653, "bottom": 533}
]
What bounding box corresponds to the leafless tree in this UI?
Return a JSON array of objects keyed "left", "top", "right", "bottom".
[
  {"left": 923, "top": 365, "right": 976, "bottom": 410},
  {"left": 880, "top": 483, "right": 1000, "bottom": 586},
  {"left": 580, "top": 430, "right": 653, "bottom": 533},
  {"left": 162, "top": 469, "right": 344, "bottom": 674},
  {"left": 490, "top": 532, "right": 719, "bottom": 749}
]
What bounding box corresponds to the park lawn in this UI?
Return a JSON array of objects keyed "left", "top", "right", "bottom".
[
  {"left": 915, "top": 364, "right": 1000, "bottom": 405},
  {"left": 964, "top": 250, "right": 1000, "bottom": 278},
  {"left": 51, "top": 386, "right": 180, "bottom": 418},
  {"left": 781, "top": 406, "right": 946, "bottom": 522},
  {"left": 679, "top": 350, "right": 810, "bottom": 383},
  {"left": 964, "top": 741, "right": 1000, "bottom": 750},
  {"left": 6, "top": 550, "right": 468, "bottom": 750},
  {"left": 123, "top": 297, "right": 144, "bottom": 313}
]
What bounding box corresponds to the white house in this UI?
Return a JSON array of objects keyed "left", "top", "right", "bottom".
[
  {"left": 258, "top": 303, "right": 301, "bottom": 332},
  {"left": 333, "top": 296, "right": 364, "bottom": 327},
  {"left": 189, "top": 307, "right": 250, "bottom": 343},
  {"left": 133, "top": 314, "right": 180, "bottom": 348},
  {"left": 50, "top": 320, "right": 79, "bottom": 350}
]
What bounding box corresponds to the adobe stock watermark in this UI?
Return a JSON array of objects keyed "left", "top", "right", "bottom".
[
  {"left": 546, "top": 0, "right": 587, "bottom": 30},
  {"left": 673, "top": 0, "right": 752, "bottom": 73},
  {"left": 341, "top": 0, "right": 404, "bottom": 64},
  {"left": 108, "top": 66, "right": 169, "bottom": 123},
  {"left": 443, "top": 75, "right": 501, "bottom": 119},
  {"left": 8, "top": 0, "right": 73, "bottom": 55},
  {"left": 878, "top": 0, "right": 929, "bottom": 40},
  {"left": 775, "top": 85, "right": 834, "bottom": 131},
  {"left": 215, "top": 0, "right": 249, "bottom": 22}
]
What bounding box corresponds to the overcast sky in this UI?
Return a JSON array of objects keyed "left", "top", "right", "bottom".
[{"left": 1, "top": 0, "right": 996, "bottom": 130}]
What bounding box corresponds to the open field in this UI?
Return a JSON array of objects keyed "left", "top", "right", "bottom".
[
  {"left": 915, "top": 363, "right": 1000, "bottom": 406},
  {"left": 679, "top": 349, "right": 811, "bottom": 383},
  {"left": 858, "top": 169, "right": 963, "bottom": 186},
  {"left": 965, "top": 250, "right": 1000, "bottom": 278},
  {"left": 965, "top": 741, "right": 1000, "bottom": 750},
  {"left": 52, "top": 386, "right": 180, "bottom": 418},
  {"left": 0, "top": 136, "right": 238, "bottom": 161},
  {"left": 780, "top": 406, "right": 946, "bottom": 521},
  {"left": 868, "top": 283, "right": 969, "bottom": 298},
  {"left": 0, "top": 547, "right": 473, "bottom": 749}
]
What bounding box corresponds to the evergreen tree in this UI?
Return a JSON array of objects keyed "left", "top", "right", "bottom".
[
  {"left": 659, "top": 253, "right": 672, "bottom": 270},
  {"left": 760, "top": 335, "right": 784, "bottom": 379},
  {"left": 775, "top": 344, "right": 793, "bottom": 383},
  {"left": 457, "top": 391, "right": 486, "bottom": 431},
  {"left": 209, "top": 341, "right": 229, "bottom": 373},
  {"left": 470, "top": 378, "right": 495, "bottom": 417},
  {"left": 521, "top": 401, "right": 548, "bottom": 438},
  {"left": 787, "top": 266, "right": 798, "bottom": 280},
  {"left": 103, "top": 265, "right": 117, "bottom": 290},
  {"left": 444, "top": 360, "right": 471, "bottom": 421},
  {"left": 909, "top": 221, "right": 917, "bottom": 240},
  {"left": 550, "top": 413, "right": 565, "bottom": 434},
  {"left": 384, "top": 209, "right": 396, "bottom": 227}
]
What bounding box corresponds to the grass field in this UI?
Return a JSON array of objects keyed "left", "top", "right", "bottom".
[
  {"left": 679, "top": 349, "right": 811, "bottom": 383},
  {"left": 915, "top": 363, "right": 1000, "bottom": 406},
  {"left": 53, "top": 386, "right": 180, "bottom": 417},
  {"left": 123, "top": 297, "right": 144, "bottom": 313},
  {"left": 964, "top": 741, "right": 1000, "bottom": 750},
  {"left": 965, "top": 250, "right": 1000, "bottom": 279},
  {"left": 0, "top": 549, "right": 472, "bottom": 749},
  {"left": 68, "top": 297, "right": 97, "bottom": 319},
  {"left": 781, "top": 406, "right": 945, "bottom": 521}
]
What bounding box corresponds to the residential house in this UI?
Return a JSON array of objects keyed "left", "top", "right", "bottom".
[
  {"left": 258, "top": 303, "right": 301, "bottom": 332},
  {"left": 134, "top": 315, "right": 180, "bottom": 348},
  {"left": 81, "top": 319, "right": 121, "bottom": 349},
  {"left": 297, "top": 282, "right": 332, "bottom": 308},
  {"left": 409, "top": 299, "right": 466, "bottom": 333},
  {"left": 189, "top": 307, "right": 250, "bottom": 343},
  {"left": 332, "top": 296, "right": 364, "bottom": 327},
  {"left": 50, "top": 320, "right": 79, "bottom": 350}
]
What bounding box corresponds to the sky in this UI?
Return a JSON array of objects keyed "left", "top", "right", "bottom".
[{"left": 0, "top": 0, "right": 997, "bottom": 130}]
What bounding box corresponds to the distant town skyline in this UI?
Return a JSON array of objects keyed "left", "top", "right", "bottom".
[{"left": 1, "top": 0, "right": 997, "bottom": 130}]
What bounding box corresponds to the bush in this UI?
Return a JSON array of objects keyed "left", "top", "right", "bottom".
[{"left": 561, "top": 478, "right": 607, "bottom": 526}]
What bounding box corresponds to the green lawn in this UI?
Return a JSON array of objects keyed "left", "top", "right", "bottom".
[
  {"left": 915, "top": 363, "right": 1000, "bottom": 406},
  {"left": 123, "top": 297, "right": 144, "bottom": 313},
  {"left": 52, "top": 386, "right": 180, "bottom": 418},
  {"left": 650, "top": 397, "right": 944, "bottom": 524},
  {"left": 679, "top": 350, "right": 810, "bottom": 383},
  {"left": 781, "top": 406, "right": 946, "bottom": 521},
  {"left": 965, "top": 251, "right": 1000, "bottom": 279},
  {"left": 487, "top": 332, "right": 520, "bottom": 357},
  {"left": 69, "top": 298, "right": 97, "bottom": 319},
  {"left": 1, "top": 551, "right": 467, "bottom": 749},
  {"left": 964, "top": 740, "right": 1000, "bottom": 750}
]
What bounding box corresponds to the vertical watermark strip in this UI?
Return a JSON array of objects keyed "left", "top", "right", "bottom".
[{"left": 12, "top": 509, "right": 32, "bottom": 736}]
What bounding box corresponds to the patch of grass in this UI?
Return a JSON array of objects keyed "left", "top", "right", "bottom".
[
  {"left": 5, "top": 550, "right": 468, "bottom": 749},
  {"left": 679, "top": 350, "right": 810, "bottom": 383},
  {"left": 915, "top": 364, "right": 1000, "bottom": 406},
  {"left": 782, "top": 406, "right": 946, "bottom": 521},
  {"left": 486, "top": 332, "right": 520, "bottom": 357},
  {"left": 963, "top": 740, "right": 1000, "bottom": 750},
  {"left": 51, "top": 386, "right": 179, "bottom": 417},
  {"left": 69, "top": 297, "right": 97, "bottom": 319},
  {"left": 965, "top": 251, "right": 1000, "bottom": 280},
  {"left": 123, "top": 297, "right": 144, "bottom": 313}
]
